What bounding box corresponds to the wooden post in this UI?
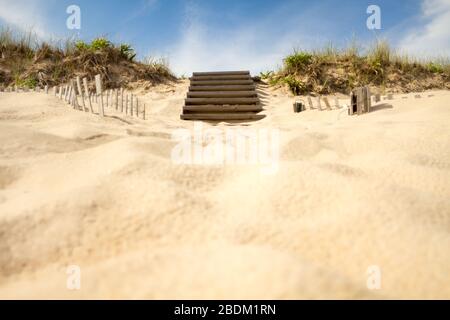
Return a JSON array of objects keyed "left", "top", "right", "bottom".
[
  {"left": 125, "top": 94, "right": 128, "bottom": 115},
  {"left": 120, "top": 88, "right": 124, "bottom": 112},
  {"left": 323, "top": 97, "right": 332, "bottom": 110},
  {"left": 115, "top": 89, "right": 119, "bottom": 110},
  {"left": 64, "top": 85, "right": 69, "bottom": 102},
  {"left": 317, "top": 96, "right": 323, "bottom": 111},
  {"left": 136, "top": 98, "right": 139, "bottom": 118},
  {"left": 95, "top": 74, "right": 104, "bottom": 117},
  {"left": 307, "top": 96, "right": 314, "bottom": 109},
  {"left": 45, "top": 85, "right": 48, "bottom": 94},
  {"left": 83, "top": 78, "right": 93, "bottom": 113},
  {"left": 130, "top": 94, "right": 134, "bottom": 116},
  {"left": 143, "top": 103, "right": 146, "bottom": 120},
  {"left": 76, "top": 77, "right": 86, "bottom": 111},
  {"left": 334, "top": 97, "right": 340, "bottom": 109},
  {"left": 350, "top": 86, "right": 371, "bottom": 116},
  {"left": 68, "top": 86, "right": 73, "bottom": 104}
]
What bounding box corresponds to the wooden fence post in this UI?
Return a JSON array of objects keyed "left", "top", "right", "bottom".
[
  {"left": 95, "top": 74, "right": 104, "bottom": 117},
  {"left": 136, "top": 98, "right": 139, "bottom": 118},
  {"left": 130, "top": 94, "right": 134, "bottom": 116},
  {"left": 83, "top": 78, "right": 93, "bottom": 113},
  {"left": 334, "top": 97, "right": 340, "bottom": 109},
  {"left": 307, "top": 96, "right": 314, "bottom": 109},
  {"left": 120, "top": 88, "right": 124, "bottom": 112},
  {"left": 76, "top": 77, "right": 86, "bottom": 111},
  {"left": 323, "top": 97, "right": 332, "bottom": 110}
]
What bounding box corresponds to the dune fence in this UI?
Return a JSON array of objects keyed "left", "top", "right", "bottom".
[{"left": 0, "top": 75, "right": 146, "bottom": 120}]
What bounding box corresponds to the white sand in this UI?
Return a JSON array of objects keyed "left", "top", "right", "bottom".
[{"left": 0, "top": 83, "right": 449, "bottom": 299}]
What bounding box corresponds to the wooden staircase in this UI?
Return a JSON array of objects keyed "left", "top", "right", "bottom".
[{"left": 181, "top": 71, "right": 264, "bottom": 121}]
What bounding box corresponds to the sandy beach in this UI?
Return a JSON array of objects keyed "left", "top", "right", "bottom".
[{"left": 0, "top": 83, "right": 449, "bottom": 299}]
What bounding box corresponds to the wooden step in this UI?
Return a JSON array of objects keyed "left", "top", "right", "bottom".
[
  {"left": 183, "top": 105, "right": 263, "bottom": 113},
  {"left": 185, "top": 97, "right": 260, "bottom": 105},
  {"left": 180, "top": 113, "right": 265, "bottom": 121},
  {"left": 189, "top": 85, "right": 256, "bottom": 91},
  {"left": 190, "top": 75, "right": 252, "bottom": 81},
  {"left": 187, "top": 91, "right": 257, "bottom": 98},
  {"left": 190, "top": 80, "right": 254, "bottom": 86},
  {"left": 193, "top": 71, "right": 250, "bottom": 76}
]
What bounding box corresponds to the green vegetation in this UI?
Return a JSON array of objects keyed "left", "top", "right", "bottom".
[
  {"left": 0, "top": 27, "right": 176, "bottom": 89},
  {"left": 264, "top": 39, "right": 450, "bottom": 95}
]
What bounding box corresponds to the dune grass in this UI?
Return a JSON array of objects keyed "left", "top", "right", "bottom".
[
  {"left": 264, "top": 40, "right": 450, "bottom": 95},
  {"left": 0, "top": 27, "right": 176, "bottom": 89}
]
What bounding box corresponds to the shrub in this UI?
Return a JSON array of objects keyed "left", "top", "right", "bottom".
[
  {"left": 283, "top": 75, "right": 305, "bottom": 95},
  {"left": 119, "top": 44, "right": 136, "bottom": 61},
  {"left": 75, "top": 40, "right": 89, "bottom": 51},
  {"left": 427, "top": 62, "right": 444, "bottom": 74},
  {"left": 90, "top": 37, "right": 111, "bottom": 51},
  {"left": 15, "top": 76, "right": 37, "bottom": 88},
  {"left": 284, "top": 51, "right": 313, "bottom": 72}
]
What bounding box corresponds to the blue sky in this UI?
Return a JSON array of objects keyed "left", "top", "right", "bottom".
[{"left": 0, "top": 0, "right": 449, "bottom": 75}]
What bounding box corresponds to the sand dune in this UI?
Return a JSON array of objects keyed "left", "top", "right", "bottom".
[{"left": 0, "top": 83, "right": 449, "bottom": 299}]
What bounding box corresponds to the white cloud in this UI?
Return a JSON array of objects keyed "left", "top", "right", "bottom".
[
  {"left": 0, "top": 0, "right": 51, "bottom": 39},
  {"left": 164, "top": 2, "right": 328, "bottom": 76},
  {"left": 399, "top": 0, "right": 450, "bottom": 57}
]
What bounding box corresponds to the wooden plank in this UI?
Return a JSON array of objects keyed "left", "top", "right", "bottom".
[
  {"left": 190, "top": 75, "right": 251, "bottom": 81},
  {"left": 189, "top": 85, "right": 256, "bottom": 91},
  {"left": 317, "top": 96, "right": 323, "bottom": 111},
  {"left": 82, "top": 78, "right": 94, "bottom": 113},
  {"left": 307, "top": 96, "right": 314, "bottom": 109},
  {"left": 181, "top": 113, "right": 265, "bottom": 121},
  {"left": 193, "top": 71, "right": 250, "bottom": 76},
  {"left": 187, "top": 91, "right": 257, "bottom": 98},
  {"left": 185, "top": 97, "right": 259, "bottom": 105},
  {"left": 190, "top": 80, "right": 254, "bottom": 86},
  {"left": 183, "top": 104, "right": 263, "bottom": 113},
  {"left": 323, "top": 97, "right": 332, "bottom": 110},
  {"left": 95, "top": 74, "right": 104, "bottom": 117}
]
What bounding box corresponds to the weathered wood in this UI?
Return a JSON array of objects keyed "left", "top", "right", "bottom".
[
  {"left": 317, "top": 96, "right": 323, "bottom": 111},
  {"left": 115, "top": 89, "right": 119, "bottom": 110},
  {"left": 183, "top": 104, "right": 263, "bottom": 113},
  {"left": 187, "top": 91, "right": 257, "bottom": 98},
  {"left": 95, "top": 74, "right": 104, "bottom": 117},
  {"left": 323, "top": 97, "right": 332, "bottom": 110},
  {"left": 135, "top": 98, "right": 139, "bottom": 117},
  {"left": 130, "top": 94, "right": 134, "bottom": 116},
  {"left": 120, "top": 88, "right": 124, "bottom": 112},
  {"left": 82, "top": 78, "right": 93, "bottom": 113},
  {"left": 143, "top": 103, "right": 146, "bottom": 120},
  {"left": 125, "top": 94, "right": 128, "bottom": 114},
  {"left": 185, "top": 97, "right": 259, "bottom": 105},
  {"left": 76, "top": 77, "right": 86, "bottom": 111},
  {"left": 189, "top": 85, "right": 256, "bottom": 91},
  {"left": 190, "top": 75, "right": 251, "bottom": 81},
  {"left": 190, "top": 80, "right": 254, "bottom": 86},
  {"left": 193, "top": 71, "right": 250, "bottom": 76},
  {"left": 181, "top": 113, "right": 265, "bottom": 121},
  {"left": 350, "top": 86, "right": 371, "bottom": 116},
  {"left": 307, "top": 96, "right": 314, "bottom": 109},
  {"left": 334, "top": 97, "right": 340, "bottom": 109}
]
